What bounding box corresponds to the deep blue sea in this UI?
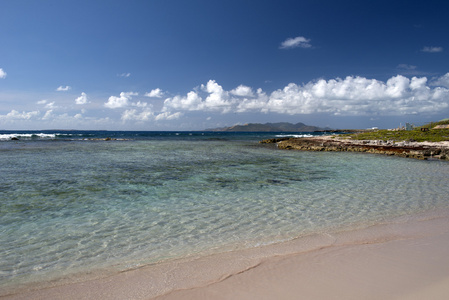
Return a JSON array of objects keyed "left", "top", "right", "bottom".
[{"left": 1, "top": 130, "right": 449, "bottom": 291}]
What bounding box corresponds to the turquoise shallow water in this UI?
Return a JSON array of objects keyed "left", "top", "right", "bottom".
[{"left": 1, "top": 131, "right": 449, "bottom": 289}]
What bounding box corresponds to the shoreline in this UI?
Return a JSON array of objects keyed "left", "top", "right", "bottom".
[
  {"left": 3, "top": 209, "right": 449, "bottom": 300},
  {"left": 261, "top": 135, "right": 449, "bottom": 160}
]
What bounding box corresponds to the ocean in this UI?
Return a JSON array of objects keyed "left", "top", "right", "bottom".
[{"left": 1, "top": 130, "right": 449, "bottom": 293}]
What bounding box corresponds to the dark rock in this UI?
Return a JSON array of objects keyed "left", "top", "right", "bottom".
[{"left": 271, "top": 137, "right": 449, "bottom": 161}]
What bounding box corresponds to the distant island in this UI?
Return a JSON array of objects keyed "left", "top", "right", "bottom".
[{"left": 207, "top": 122, "right": 331, "bottom": 132}]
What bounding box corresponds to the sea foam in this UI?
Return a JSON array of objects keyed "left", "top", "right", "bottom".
[{"left": 0, "top": 133, "right": 57, "bottom": 140}]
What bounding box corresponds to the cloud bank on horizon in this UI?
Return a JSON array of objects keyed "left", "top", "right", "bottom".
[
  {"left": 162, "top": 74, "right": 449, "bottom": 117},
  {"left": 1, "top": 71, "right": 449, "bottom": 130}
]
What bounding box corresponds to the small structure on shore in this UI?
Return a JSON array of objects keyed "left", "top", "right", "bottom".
[{"left": 405, "top": 123, "right": 414, "bottom": 131}]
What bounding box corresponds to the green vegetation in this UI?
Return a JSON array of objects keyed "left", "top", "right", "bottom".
[
  {"left": 343, "top": 119, "right": 449, "bottom": 142},
  {"left": 419, "top": 118, "right": 449, "bottom": 129}
]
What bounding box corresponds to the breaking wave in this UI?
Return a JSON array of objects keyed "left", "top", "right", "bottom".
[
  {"left": 0, "top": 133, "right": 58, "bottom": 141},
  {"left": 275, "top": 134, "right": 314, "bottom": 138}
]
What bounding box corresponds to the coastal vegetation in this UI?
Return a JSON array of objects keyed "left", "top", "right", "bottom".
[
  {"left": 261, "top": 119, "right": 449, "bottom": 161},
  {"left": 344, "top": 119, "right": 449, "bottom": 142}
]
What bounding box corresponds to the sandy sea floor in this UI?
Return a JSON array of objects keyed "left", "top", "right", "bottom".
[{"left": 3, "top": 209, "right": 449, "bottom": 300}]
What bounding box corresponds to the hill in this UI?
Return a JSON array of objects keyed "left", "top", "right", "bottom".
[{"left": 207, "top": 122, "right": 329, "bottom": 132}]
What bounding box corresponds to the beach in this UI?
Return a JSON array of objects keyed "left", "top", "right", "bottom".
[{"left": 3, "top": 210, "right": 449, "bottom": 299}]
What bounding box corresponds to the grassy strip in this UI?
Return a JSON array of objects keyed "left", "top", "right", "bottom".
[
  {"left": 345, "top": 129, "right": 449, "bottom": 142},
  {"left": 340, "top": 119, "right": 449, "bottom": 142}
]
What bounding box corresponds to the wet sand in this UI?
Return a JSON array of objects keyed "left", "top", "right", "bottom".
[{"left": 3, "top": 211, "right": 449, "bottom": 300}]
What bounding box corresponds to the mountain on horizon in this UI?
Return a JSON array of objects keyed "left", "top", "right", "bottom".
[{"left": 207, "top": 122, "right": 331, "bottom": 132}]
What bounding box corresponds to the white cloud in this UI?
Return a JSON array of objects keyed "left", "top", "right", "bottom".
[
  {"left": 161, "top": 75, "right": 449, "bottom": 117},
  {"left": 422, "top": 46, "right": 443, "bottom": 53},
  {"left": 261, "top": 75, "right": 448, "bottom": 115},
  {"left": 56, "top": 85, "right": 71, "bottom": 91},
  {"left": 231, "top": 85, "right": 254, "bottom": 97},
  {"left": 118, "top": 73, "right": 131, "bottom": 78},
  {"left": 397, "top": 64, "right": 417, "bottom": 70},
  {"left": 200, "top": 80, "right": 233, "bottom": 112},
  {"left": 431, "top": 73, "right": 449, "bottom": 88},
  {"left": 0, "top": 68, "right": 6, "bottom": 79},
  {"left": 121, "top": 108, "right": 181, "bottom": 122},
  {"left": 104, "top": 92, "right": 138, "bottom": 109},
  {"left": 45, "top": 102, "right": 56, "bottom": 109},
  {"left": 0, "top": 110, "right": 40, "bottom": 120},
  {"left": 131, "top": 101, "right": 148, "bottom": 108},
  {"left": 280, "top": 36, "right": 312, "bottom": 49},
  {"left": 155, "top": 111, "right": 182, "bottom": 121},
  {"left": 121, "top": 108, "right": 154, "bottom": 121},
  {"left": 236, "top": 88, "right": 269, "bottom": 112},
  {"left": 163, "top": 80, "right": 236, "bottom": 113},
  {"left": 163, "top": 91, "right": 204, "bottom": 111},
  {"left": 4, "top": 74, "right": 449, "bottom": 129},
  {"left": 121, "top": 102, "right": 182, "bottom": 123},
  {"left": 75, "top": 92, "right": 88, "bottom": 105},
  {"left": 37, "top": 99, "right": 56, "bottom": 109},
  {"left": 42, "top": 110, "right": 54, "bottom": 120},
  {"left": 145, "top": 88, "right": 164, "bottom": 98}
]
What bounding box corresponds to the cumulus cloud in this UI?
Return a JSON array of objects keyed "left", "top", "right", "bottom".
[
  {"left": 161, "top": 75, "right": 449, "bottom": 117},
  {"left": 200, "top": 80, "right": 234, "bottom": 112},
  {"left": 260, "top": 75, "right": 448, "bottom": 115},
  {"left": 155, "top": 111, "right": 182, "bottom": 121},
  {"left": 75, "top": 92, "right": 89, "bottom": 105},
  {"left": 104, "top": 92, "right": 138, "bottom": 109},
  {"left": 56, "top": 85, "right": 71, "bottom": 91},
  {"left": 280, "top": 36, "right": 312, "bottom": 49},
  {"left": 163, "top": 80, "right": 236, "bottom": 113},
  {"left": 164, "top": 91, "right": 203, "bottom": 111},
  {"left": 0, "top": 68, "right": 7, "bottom": 79},
  {"left": 431, "top": 73, "right": 449, "bottom": 88},
  {"left": 37, "top": 100, "right": 56, "bottom": 109},
  {"left": 121, "top": 107, "right": 182, "bottom": 122},
  {"left": 131, "top": 101, "right": 148, "bottom": 108},
  {"left": 122, "top": 108, "right": 153, "bottom": 121},
  {"left": 0, "top": 110, "right": 40, "bottom": 120},
  {"left": 422, "top": 46, "right": 443, "bottom": 53},
  {"left": 145, "top": 88, "right": 164, "bottom": 98},
  {"left": 231, "top": 85, "right": 254, "bottom": 97}
]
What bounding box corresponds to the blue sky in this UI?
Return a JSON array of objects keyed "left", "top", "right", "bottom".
[{"left": 1, "top": 0, "right": 449, "bottom": 130}]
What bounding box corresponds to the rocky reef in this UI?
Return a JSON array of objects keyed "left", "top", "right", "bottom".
[{"left": 261, "top": 136, "right": 449, "bottom": 161}]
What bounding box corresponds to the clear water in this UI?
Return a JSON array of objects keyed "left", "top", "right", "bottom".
[{"left": 1, "top": 131, "right": 449, "bottom": 289}]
